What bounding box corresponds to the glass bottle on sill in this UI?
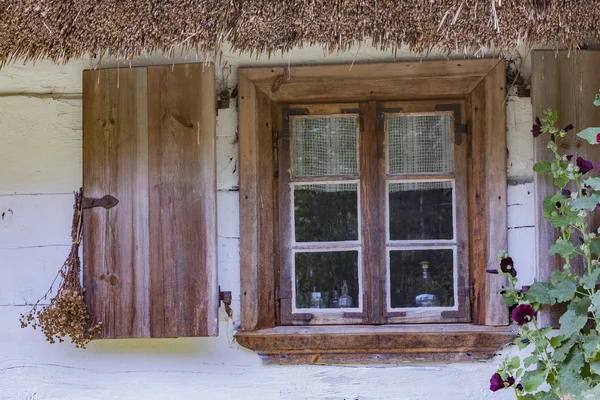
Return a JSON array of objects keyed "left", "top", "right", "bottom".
[
  {"left": 310, "top": 286, "right": 324, "bottom": 309},
  {"left": 329, "top": 289, "right": 340, "bottom": 308},
  {"left": 415, "top": 260, "right": 440, "bottom": 307},
  {"left": 338, "top": 280, "right": 353, "bottom": 308}
]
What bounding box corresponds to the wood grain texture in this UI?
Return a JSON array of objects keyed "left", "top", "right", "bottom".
[
  {"left": 83, "top": 64, "right": 217, "bottom": 338},
  {"left": 361, "top": 102, "right": 381, "bottom": 324},
  {"left": 241, "top": 60, "right": 497, "bottom": 102},
  {"left": 83, "top": 67, "right": 150, "bottom": 338},
  {"left": 147, "top": 64, "right": 217, "bottom": 337},
  {"left": 235, "top": 324, "right": 516, "bottom": 364},
  {"left": 532, "top": 50, "right": 600, "bottom": 328},
  {"left": 468, "top": 61, "right": 509, "bottom": 326}
]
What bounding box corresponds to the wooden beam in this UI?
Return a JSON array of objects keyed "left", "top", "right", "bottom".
[
  {"left": 235, "top": 324, "right": 516, "bottom": 364},
  {"left": 469, "top": 61, "right": 509, "bottom": 326},
  {"left": 240, "top": 60, "right": 499, "bottom": 103}
]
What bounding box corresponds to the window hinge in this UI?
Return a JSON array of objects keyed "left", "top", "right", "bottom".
[
  {"left": 275, "top": 286, "right": 292, "bottom": 301},
  {"left": 272, "top": 129, "right": 288, "bottom": 169},
  {"left": 457, "top": 286, "right": 475, "bottom": 299},
  {"left": 218, "top": 287, "right": 233, "bottom": 318},
  {"left": 377, "top": 108, "right": 403, "bottom": 131},
  {"left": 434, "top": 103, "right": 467, "bottom": 146},
  {"left": 341, "top": 108, "right": 364, "bottom": 131}
]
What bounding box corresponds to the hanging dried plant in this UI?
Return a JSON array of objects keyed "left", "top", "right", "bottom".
[{"left": 19, "top": 189, "right": 102, "bottom": 348}]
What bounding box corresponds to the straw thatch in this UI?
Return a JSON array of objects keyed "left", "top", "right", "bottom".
[{"left": 1, "top": 1, "right": 599, "bottom": 64}]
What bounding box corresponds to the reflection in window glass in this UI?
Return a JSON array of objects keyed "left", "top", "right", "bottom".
[
  {"left": 293, "top": 116, "right": 358, "bottom": 176},
  {"left": 387, "top": 114, "right": 452, "bottom": 174},
  {"left": 294, "top": 183, "right": 358, "bottom": 242},
  {"left": 389, "top": 249, "right": 455, "bottom": 308},
  {"left": 388, "top": 181, "right": 453, "bottom": 241},
  {"left": 295, "top": 251, "right": 359, "bottom": 309}
]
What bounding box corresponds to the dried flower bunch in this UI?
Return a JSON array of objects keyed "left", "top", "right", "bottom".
[
  {"left": 19, "top": 189, "right": 101, "bottom": 348},
  {"left": 488, "top": 92, "right": 600, "bottom": 399}
]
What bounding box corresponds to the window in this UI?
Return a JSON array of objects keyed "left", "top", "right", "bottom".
[
  {"left": 236, "top": 60, "right": 516, "bottom": 364},
  {"left": 278, "top": 103, "right": 469, "bottom": 325}
]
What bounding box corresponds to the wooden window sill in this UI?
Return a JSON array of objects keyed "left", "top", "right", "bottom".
[{"left": 235, "top": 324, "right": 517, "bottom": 364}]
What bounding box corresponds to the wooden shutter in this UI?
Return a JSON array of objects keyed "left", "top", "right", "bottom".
[
  {"left": 532, "top": 50, "right": 600, "bottom": 328},
  {"left": 82, "top": 64, "right": 218, "bottom": 338}
]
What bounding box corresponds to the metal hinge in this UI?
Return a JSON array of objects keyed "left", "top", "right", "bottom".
[
  {"left": 275, "top": 286, "right": 292, "bottom": 301},
  {"left": 218, "top": 287, "right": 232, "bottom": 318},
  {"left": 434, "top": 104, "right": 467, "bottom": 145},
  {"left": 341, "top": 108, "right": 364, "bottom": 131},
  {"left": 377, "top": 108, "right": 403, "bottom": 131},
  {"left": 457, "top": 286, "right": 475, "bottom": 299},
  {"left": 82, "top": 195, "right": 119, "bottom": 210}
]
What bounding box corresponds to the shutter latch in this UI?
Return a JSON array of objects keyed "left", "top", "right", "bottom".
[
  {"left": 219, "top": 288, "right": 233, "bottom": 318},
  {"left": 82, "top": 195, "right": 119, "bottom": 210}
]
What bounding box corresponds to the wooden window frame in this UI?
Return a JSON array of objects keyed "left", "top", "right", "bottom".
[{"left": 236, "top": 60, "right": 516, "bottom": 364}]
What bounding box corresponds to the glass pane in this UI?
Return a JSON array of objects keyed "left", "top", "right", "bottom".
[
  {"left": 387, "top": 114, "right": 452, "bottom": 174},
  {"left": 388, "top": 181, "right": 453, "bottom": 241},
  {"left": 389, "top": 249, "right": 455, "bottom": 308},
  {"left": 293, "top": 116, "right": 358, "bottom": 176},
  {"left": 294, "top": 251, "right": 359, "bottom": 309},
  {"left": 294, "top": 183, "right": 358, "bottom": 242}
]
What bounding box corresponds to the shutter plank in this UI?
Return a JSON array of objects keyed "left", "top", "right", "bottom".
[
  {"left": 83, "top": 68, "right": 150, "bottom": 338},
  {"left": 83, "top": 64, "right": 218, "bottom": 338},
  {"left": 532, "top": 50, "right": 600, "bottom": 327},
  {"left": 147, "top": 64, "right": 217, "bottom": 337}
]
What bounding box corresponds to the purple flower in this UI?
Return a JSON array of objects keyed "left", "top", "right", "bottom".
[
  {"left": 564, "top": 124, "right": 574, "bottom": 132},
  {"left": 512, "top": 304, "right": 536, "bottom": 326},
  {"left": 596, "top": 133, "right": 600, "bottom": 143},
  {"left": 516, "top": 384, "right": 523, "bottom": 391},
  {"left": 566, "top": 155, "right": 573, "bottom": 161},
  {"left": 490, "top": 373, "right": 505, "bottom": 392},
  {"left": 500, "top": 257, "right": 517, "bottom": 277},
  {"left": 506, "top": 377, "right": 515, "bottom": 388},
  {"left": 532, "top": 117, "right": 542, "bottom": 137},
  {"left": 562, "top": 189, "right": 571, "bottom": 196},
  {"left": 486, "top": 269, "right": 499, "bottom": 274},
  {"left": 577, "top": 157, "right": 594, "bottom": 174}
]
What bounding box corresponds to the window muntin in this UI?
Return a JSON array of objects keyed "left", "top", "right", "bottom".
[{"left": 280, "top": 104, "right": 468, "bottom": 324}]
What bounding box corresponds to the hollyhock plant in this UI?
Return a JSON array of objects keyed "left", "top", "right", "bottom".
[
  {"left": 577, "top": 156, "right": 594, "bottom": 174},
  {"left": 511, "top": 304, "right": 536, "bottom": 326},
  {"left": 488, "top": 98, "right": 600, "bottom": 399},
  {"left": 490, "top": 373, "right": 505, "bottom": 392}
]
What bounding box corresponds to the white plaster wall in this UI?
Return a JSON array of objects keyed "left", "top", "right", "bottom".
[{"left": 0, "top": 45, "right": 535, "bottom": 400}]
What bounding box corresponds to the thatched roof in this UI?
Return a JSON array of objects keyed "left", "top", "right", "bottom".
[{"left": 1, "top": 1, "right": 599, "bottom": 64}]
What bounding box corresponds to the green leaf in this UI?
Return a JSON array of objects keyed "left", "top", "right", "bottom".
[
  {"left": 583, "top": 335, "right": 600, "bottom": 360},
  {"left": 549, "top": 239, "right": 576, "bottom": 258},
  {"left": 523, "top": 354, "right": 538, "bottom": 368},
  {"left": 556, "top": 350, "right": 589, "bottom": 396},
  {"left": 508, "top": 356, "right": 519, "bottom": 369},
  {"left": 522, "top": 369, "right": 546, "bottom": 392},
  {"left": 581, "top": 269, "right": 600, "bottom": 290},
  {"left": 590, "top": 240, "right": 600, "bottom": 257},
  {"left": 548, "top": 278, "right": 577, "bottom": 303},
  {"left": 551, "top": 269, "right": 571, "bottom": 285},
  {"left": 502, "top": 294, "right": 517, "bottom": 307},
  {"left": 533, "top": 160, "right": 552, "bottom": 174},
  {"left": 568, "top": 296, "right": 592, "bottom": 316},
  {"left": 572, "top": 194, "right": 600, "bottom": 211},
  {"left": 592, "top": 291, "right": 600, "bottom": 310},
  {"left": 518, "top": 393, "right": 560, "bottom": 400},
  {"left": 577, "top": 127, "right": 600, "bottom": 144},
  {"left": 595, "top": 93, "right": 600, "bottom": 107},
  {"left": 559, "top": 309, "right": 588, "bottom": 337},
  {"left": 525, "top": 281, "right": 555, "bottom": 305},
  {"left": 554, "top": 336, "right": 577, "bottom": 363},
  {"left": 585, "top": 177, "right": 600, "bottom": 191},
  {"left": 554, "top": 175, "right": 570, "bottom": 189}
]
